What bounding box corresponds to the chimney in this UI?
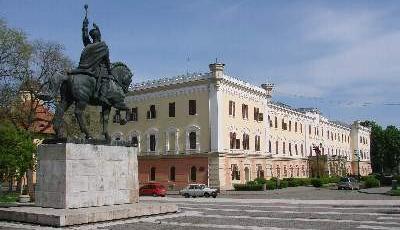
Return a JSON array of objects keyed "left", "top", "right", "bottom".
[
  {"left": 261, "top": 83, "right": 274, "bottom": 98},
  {"left": 209, "top": 59, "right": 225, "bottom": 79}
]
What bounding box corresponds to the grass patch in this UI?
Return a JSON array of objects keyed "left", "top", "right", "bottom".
[
  {"left": 0, "top": 192, "right": 19, "bottom": 203},
  {"left": 388, "top": 189, "right": 400, "bottom": 196}
]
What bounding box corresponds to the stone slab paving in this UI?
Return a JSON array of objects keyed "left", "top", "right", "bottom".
[
  {"left": 1, "top": 197, "right": 400, "bottom": 229},
  {"left": 0, "top": 202, "right": 177, "bottom": 227}
]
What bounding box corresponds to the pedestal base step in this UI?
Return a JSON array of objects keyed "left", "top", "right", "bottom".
[{"left": 0, "top": 203, "right": 178, "bottom": 227}]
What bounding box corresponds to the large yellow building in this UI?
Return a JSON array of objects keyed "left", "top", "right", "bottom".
[{"left": 108, "top": 62, "right": 371, "bottom": 190}]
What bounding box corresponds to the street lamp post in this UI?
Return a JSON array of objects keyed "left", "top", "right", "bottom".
[{"left": 354, "top": 150, "right": 360, "bottom": 179}]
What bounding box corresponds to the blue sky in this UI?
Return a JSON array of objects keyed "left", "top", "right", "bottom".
[{"left": 2, "top": 0, "right": 400, "bottom": 127}]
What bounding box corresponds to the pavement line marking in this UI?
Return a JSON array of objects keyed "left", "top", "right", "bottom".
[
  {"left": 0, "top": 211, "right": 203, "bottom": 230},
  {"left": 181, "top": 206, "right": 400, "bottom": 217},
  {"left": 357, "top": 225, "right": 400, "bottom": 230},
  {"left": 377, "top": 217, "right": 400, "bottom": 220},
  {"left": 175, "top": 202, "right": 400, "bottom": 211},
  {"left": 181, "top": 213, "right": 400, "bottom": 226},
  {"left": 140, "top": 197, "right": 400, "bottom": 206},
  {"left": 143, "top": 220, "right": 315, "bottom": 230}
]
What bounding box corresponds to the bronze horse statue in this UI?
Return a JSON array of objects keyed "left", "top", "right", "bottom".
[{"left": 53, "top": 62, "right": 132, "bottom": 143}]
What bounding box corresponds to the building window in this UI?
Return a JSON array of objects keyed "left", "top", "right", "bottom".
[
  {"left": 283, "top": 142, "right": 286, "bottom": 154},
  {"left": 289, "top": 121, "right": 292, "bottom": 131},
  {"left": 254, "top": 107, "right": 259, "bottom": 121},
  {"left": 255, "top": 135, "right": 260, "bottom": 151},
  {"left": 300, "top": 123, "right": 302, "bottom": 133},
  {"left": 309, "top": 125, "right": 312, "bottom": 135},
  {"left": 229, "top": 101, "right": 235, "bottom": 117},
  {"left": 268, "top": 115, "right": 273, "bottom": 127},
  {"left": 268, "top": 140, "right": 272, "bottom": 153},
  {"left": 295, "top": 122, "right": 298, "bottom": 132},
  {"left": 146, "top": 105, "right": 156, "bottom": 119},
  {"left": 275, "top": 117, "right": 278, "bottom": 128},
  {"left": 230, "top": 132, "right": 240, "bottom": 149},
  {"left": 128, "top": 107, "right": 138, "bottom": 121},
  {"left": 150, "top": 167, "right": 156, "bottom": 181},
  {"left": 169, "top": 102, "right": 175, "bottom": 117},
  {"left": 186, "top": 126, "right": 200, "bottom": 152},
  {"left": 113, "top": 110, "right": 121, "bottom": 123},
  {"left": 131, "top": 135, "right": 138, "bottom": 147},
  {"left": 295, "top": 144, "right": 298, "bottom": 155},
  {"left": 149, "top": 134, "right": 156, "bottom": 151},
  {"left": 231, "top": 164, "right": 240, "bottom": 180},
  {"left": 170, "top": 167, "right": 176, "bottom": 181},
  {"left": 289, "top": 143, "right": 292, "bottom": 156},
  {"left": 189, "top": 100, "right": 196, "bottom": 115},
  {"left": 189, "top": 131, "right": 196, "bottom": 149},
  {"left": 275, "top": 141, "right": 279, "bottom": 154},
  {"left": 190, "top": 166, "right": 197, "bottom": 182},
  {"left": 257, "top": 165, "right": 264, "bottom": 178},
  {"left": 242, "top": 104, "right": 248, "bottom": 119},
  {"left": 243, "top": 134, "right": 250, "bottom": 150},
  {"left": 282, "top": 119, "right": 287, "bottom": 130},
  {"left": 301, "top": 144, "right": 304, "bottom": 156},
  {"left": 283, "top": 166, "right": 287, "bottom": 177}
]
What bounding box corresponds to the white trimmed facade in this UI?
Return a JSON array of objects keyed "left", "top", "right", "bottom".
[{"left": 108, "top": 62, "right": 372, "bottom": 190}]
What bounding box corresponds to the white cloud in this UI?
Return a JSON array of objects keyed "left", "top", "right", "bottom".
[{"left": 272, "top": 6, "right": 400, "bottom": 107}]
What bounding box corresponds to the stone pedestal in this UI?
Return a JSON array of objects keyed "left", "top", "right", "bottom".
[
  {"left": 35, "top": 143, "right": 139, "bottom": 209},
  {"left": 0, "top": 143, "right": 178, "bottom": 226}
]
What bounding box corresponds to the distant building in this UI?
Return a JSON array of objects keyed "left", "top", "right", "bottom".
[{"left": 108, "top": 62, "right": 371, "bottom": 190}]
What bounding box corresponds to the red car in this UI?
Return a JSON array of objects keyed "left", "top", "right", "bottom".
[{"left": 139, "top": 183, "right": 166, "bottom": 197}]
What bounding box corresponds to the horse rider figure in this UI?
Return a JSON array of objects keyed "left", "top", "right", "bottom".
[{"left": 68, "top": 14, "right": 111, "bottom": 106}]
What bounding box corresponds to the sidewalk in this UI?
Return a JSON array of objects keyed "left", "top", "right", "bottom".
[{"left": 358, "top": 186, "right": 392, "bottom": 195}]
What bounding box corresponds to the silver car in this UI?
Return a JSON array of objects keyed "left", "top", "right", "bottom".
[
  {"left": 337, "top": 177, "right": 360, "bottom": 190},
  {"left": 180, "top": 184, "right": 218, "bottom": 198}
]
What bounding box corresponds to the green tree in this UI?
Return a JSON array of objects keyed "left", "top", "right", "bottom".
[
  {"left": 384, "top": 126, "right": 400, "bottom": 174},
  {"left": 0, "top": 121, "right": 36, "bottom": 194}
]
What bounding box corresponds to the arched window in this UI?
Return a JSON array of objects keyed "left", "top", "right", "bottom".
[
  {"left": 268, "top": 140, "right": 272, "bottom": 153},
  {"left": 189, "top": 131, "right": 196, "bottom": 149},
  {"left": 131, "top": 135, "right": 138, "bottom": 147},
  {"left": 244, "top": 167, "right": 250, "bottom": 182},
  {"left": 150, "top": 167, "right": 156, "bottom": 181},
  {"left": 170, "top": 167, "right": 176, "bottom": 181},
  {"left": 190, "top": 166, "right": 197, "bottom": 182},
  {"left": 275, "top": 141, "right": 279, "bottom": 154},
  {"left": 186, "top": 125, "right": 200, "bottom": 152}
]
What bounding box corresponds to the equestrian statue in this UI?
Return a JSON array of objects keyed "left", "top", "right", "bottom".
[{"left": 52, "top": 4, "right": 132, "bottom": 143}]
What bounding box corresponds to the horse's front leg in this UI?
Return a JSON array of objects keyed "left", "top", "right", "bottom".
[
  {"left": 54, "top": 98, "right": 72, "bottom": 140},
  {"left": 102, "top": 105, "right": 111, "bottom": 143},
  {"left": 74, "top": 102, "right": 91, "bottom": 140}
]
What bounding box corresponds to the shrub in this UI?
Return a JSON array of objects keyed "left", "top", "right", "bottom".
[
  {"left": 319, "top": 177, "right": 330, "bottom": 185},
  {"left": 389, "top": 189, "right": 400, "bottom": 196},
  {"left": 254, "top": 177, "right": 267, "bottom": 185},
  {"left": 299, "top": 178, "right": 311, "bottom": 186},
  {"left": 265, "top": 180, "right": 277, "bottom": 190},
  {"left": 364, "top": 176, "right": 380, "bottom": 188},
  {"left": 311, "top": 178, "right": 323, "bottom": 187},
  {"left": 246, "top": 181, "right": 257, "bottom": 186},
  {"left": 328, "top": 176, "right": 341, "bottom": 184},
  {"left": 279, "top": 180, "right": 288, "bottom": 188},
  {"left": 284, "top": 178, "right": 301, "bottom": 187},
  {"left": 233, "top": 184, "right": 263, "bottom": 191}
]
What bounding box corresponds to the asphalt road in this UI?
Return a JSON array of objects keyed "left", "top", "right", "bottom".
[{"left": 1, "top": 187, "right": 399, "bottom": 230}]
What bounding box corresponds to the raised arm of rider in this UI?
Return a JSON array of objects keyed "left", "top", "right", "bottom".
[{"left": 82, "top": 17, "right": 91, "bottom": 46}]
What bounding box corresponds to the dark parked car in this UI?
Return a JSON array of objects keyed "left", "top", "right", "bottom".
[
  {"left": 337, "top": 177, "right": 360, "bottom": 190},
  {"left": 139, "top": 183, "right": 166, "bottom": 197}
]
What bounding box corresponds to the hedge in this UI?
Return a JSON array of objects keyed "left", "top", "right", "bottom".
[
  {"left": 311, "top": 178, "right": 323, "bottom": 187},
  {"left": 364, "top": 176, "right": 380, "bottom": 188},
  {"left": 265, "top": 180, "right": 277, "bottom": 190},
  {"left": 233, "top": 184, "right": 263, "bottom": 191}
]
